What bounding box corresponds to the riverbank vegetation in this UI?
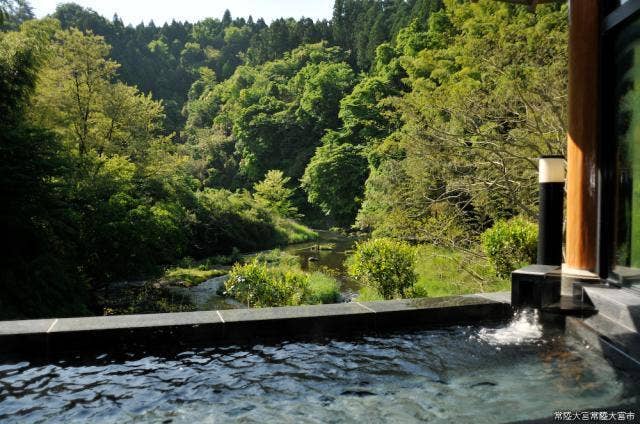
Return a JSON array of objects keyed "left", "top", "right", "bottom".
[
  {"left": 1, "top": 0, "right": 567, "bottom": 318},
  {"left": 225, "top": 251, "right": 340, "bottom": 307}
]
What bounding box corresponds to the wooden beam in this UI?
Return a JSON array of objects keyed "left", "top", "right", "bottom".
[{"left": 565, "top": 0, "right": 600, "bottom": 273}]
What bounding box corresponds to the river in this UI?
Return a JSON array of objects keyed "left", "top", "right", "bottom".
[{"left": 100, "top": 230, "right": 360, "bottom": 314}]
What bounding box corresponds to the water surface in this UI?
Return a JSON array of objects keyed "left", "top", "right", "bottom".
[{"left": 0, "top": 313, "right": 637, "bottom": 423}]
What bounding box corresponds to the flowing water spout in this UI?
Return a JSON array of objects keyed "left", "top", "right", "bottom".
[{"left": 476, "top": 308, "right": 543, "bottom": 346}]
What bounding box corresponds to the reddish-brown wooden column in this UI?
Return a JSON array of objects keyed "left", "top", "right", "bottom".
[{"left": 565, "top": 0, "right": 600, "bottom": 273}]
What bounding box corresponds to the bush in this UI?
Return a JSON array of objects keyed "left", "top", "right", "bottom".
[
  {"left": 347, "top": 238, "right": 417, "bottom": 300},
  {"left": 481, "top": 217, "right": 538, "bottom": 278},
  {"left": 307, "top": 272, "right": 341, "bottom": 304},
  {"left": 225, "top": 260, "right": 310, "bottom": 307},
  {"left": 225, "top": 260, "right": 341, "bottom": 307}
]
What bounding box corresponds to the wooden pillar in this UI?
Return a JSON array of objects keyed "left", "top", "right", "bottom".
[{"left": 565, "top": 0, "right": 600, "bottom": 274}]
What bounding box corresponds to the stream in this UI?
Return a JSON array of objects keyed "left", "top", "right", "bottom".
[
  {"left": 282, "top": 230, "right": 361, "bottom": 294},
  {"left": 102, "top": 230, "right": 360, "bottom": 313}
]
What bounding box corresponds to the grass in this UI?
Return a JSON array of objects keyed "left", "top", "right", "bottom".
[
  {"left": 412, "top": 244, "right": 509, "bottom": 297},
  {"left": 307, "top": 272, "right": 341, "bottom": 304},
  {"left": 177, "top": 249, "right": 242, "bottom": 268},
  {"left": 163, "top": 267, "right": 227, "bottom": 287},
  {"left": 276, "top": 218, "right": 319, "bottom": 244},
  {"left": 252, "top": 249, "right": 300, "bottom": 267},
  {"left": 351, "top": 242, "right": 509, "bottom": 301},
  {"left": 356, "top": 286, "right": 385, "bottom": 302}
]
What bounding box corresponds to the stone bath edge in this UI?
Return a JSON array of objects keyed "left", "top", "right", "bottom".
[{"left": 0, "top": 293, "right": 512, "bottom": 355}]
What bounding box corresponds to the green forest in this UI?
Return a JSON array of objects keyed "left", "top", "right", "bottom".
[{"left": 0, "top": 0, "right": 568, "bottom": 319}]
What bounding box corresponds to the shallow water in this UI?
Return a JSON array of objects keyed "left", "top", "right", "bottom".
[
  {"left": 284, "top": 230, "right": 360, "bottom": 297},
  {"left": 0, "top": 317, "right": 638, "bottom": 423}
]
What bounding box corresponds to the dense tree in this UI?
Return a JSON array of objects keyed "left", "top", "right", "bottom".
[
  {"left": 50, "top": 4, "right": 336, "bottom": 135},
  {"left": 0, "top": 0, "right": 570, "bottom": 318},
  {"left": 0, "top": 0, "right": 34, "bottom": 31},
  {"left": 184, "top": 42, "right": 357, "bottom": 207},
  {"left": 31, "top": 28, "right": 170, "bottom": 160},
  {"left": 332, "top": 0, "right": 443, "bottom": 71},
  {"left": 253, "top": 170, "right": 298, "bottom": 218},
  {"left": 0, "top": 19, "right": 89, "bottom": 318},
  {"left": 302, "top": 142, "right": 369, "bottom": 226},
  {"left": 356, "top": 1, "right": 568, "bottom": 246}
]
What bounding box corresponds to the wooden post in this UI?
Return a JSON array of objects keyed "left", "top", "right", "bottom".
[{"left": 565, "top": 0, "right": 600, "bottom": 274}]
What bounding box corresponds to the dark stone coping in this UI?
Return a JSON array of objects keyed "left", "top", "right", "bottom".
[
  {"left": 512, "top": 264, "right": 561, "bottom": 277},
  {"left": 0, "top": 293, "right": 511, "bottom": 356},
  {"left": 565, "top": 285, "right": 640, "bottom": 369}
]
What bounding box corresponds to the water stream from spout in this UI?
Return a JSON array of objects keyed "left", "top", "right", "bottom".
[{"left": 475, "top": 308, "right": 543, "bottom": 346}]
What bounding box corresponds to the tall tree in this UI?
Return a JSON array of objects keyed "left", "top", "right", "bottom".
[
  {"left": 0, "top": 0, "right": 34, "bottom": 31},
  {"left": 0, "top": 19, "right": 89, "bottom": 318}
]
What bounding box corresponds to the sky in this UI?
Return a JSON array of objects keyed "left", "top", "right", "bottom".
[{"left": 29, "top": 0, "right": 336, "bottom": 25}]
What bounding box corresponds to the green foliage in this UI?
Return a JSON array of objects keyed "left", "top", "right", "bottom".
[
  {"left": 0, "top": 19, "right": 90, "bottom": 319},
  {"left": 253, "top": 170, "right": 298, "bottom": 218},
  {"left": 71, "top": 154, "right": 191, "bottom": 282},
  {"left": 355, "top": 1, "right": 568, "bottom": 246},
  {"left": 1, "top": 21, "right": 321, "bottom": 318},
  {"left": 184, "top": 42, "right": 358, "bottom": 216},
  {"left": 190, "top": 188, "right": 282, "bottom": 256},
  {"left": 163, "top": 267, "right": 226, "bottom": 287},
  {"left": 225, "top": 260, "right": 310, "bottom": 307},
  {"left": 0, "top": 21, "right": 88, "bottom": 319},
  {"left": 307, "top": 272, "right": 341, "bottom": 304},
  {"left": 413, "top": 244, "right": 509, "bottom": 297},
  {"left": 0, "top": 0, "right": 567, "bottom": 318},
  {"left": 356, "top": 286, "right": 385, "bottom": 302},
  {"left": 31, "top": 28, "right": 168, "bottom": 158},
  {"left": 177, "top": 248, "right": 242, "bottom": 268},
  {"left": 225, "top": 257, "right": 340, "bottom": 307},
  {"left": 51, "top": 4, "right": 336, "bottom": 133},
  {"left": 332, "top": 0, "right": 443, "bottom": 70},
  {"left": 0, "top": 0, "right": 34, "bottom": 31},
  {"left": 481, "top": 217, "right": 538, "bottom": 278},
  {"left": 347, "top": 238, "right": 417, "bottom": 299},
  {"left": 275, "top": 218, "right": 319, "bottom": 244},
  {"left": 302, "top": 141, "right": 369, "bottom": 226},
  {"left": 353, "top": 242, "right": 509, "bottom": 301},
  {"left": 252, "top": 249, "right": 301, "bottom": 267}
]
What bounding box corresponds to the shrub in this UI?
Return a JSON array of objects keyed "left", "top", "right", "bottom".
[
  {"left": 225, "top": 260, "right": 310, "bottom": 307},
  {"left": 307, "top": 272, "right": 341, "bottom": 304},
  {"left": 347, "top": 238, "right": 417, "bottom": 300},
  {"left": 481, "top": 217, "right": 538, "bottom": 278}
]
